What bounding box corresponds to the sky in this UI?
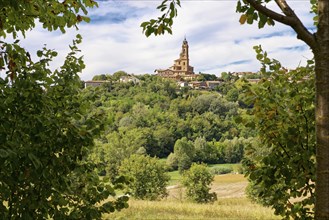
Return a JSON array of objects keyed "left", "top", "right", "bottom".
[{"left": 17, "top": 0, "right": 315, "bottom": 80}]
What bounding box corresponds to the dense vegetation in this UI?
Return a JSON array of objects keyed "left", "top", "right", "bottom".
[
  {"left": 119, "top": 154, "right": 170, "bottom": 200},
  {"left": 0, "top": 1, "right": 129, "bottom": 219},
  {"left": 242, "top": 47, "right": 315, "bottom": 219},
  {"left": 84, "top": 73, "right": 255, "bottom": 180}
]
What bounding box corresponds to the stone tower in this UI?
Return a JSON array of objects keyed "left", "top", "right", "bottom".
[
  {"left": 155, "top": 37, "right": 196, "bottom": 81},
  {"left": 180, "top": 37, "right": 189, "bottom": 70},
  {"left": 171, "top": 37, "right": 194, "bottom": 75}
]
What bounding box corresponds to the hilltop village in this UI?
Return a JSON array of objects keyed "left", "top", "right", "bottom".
[{"left": 85, "top": 38, "right": 260, "bottom": 89}]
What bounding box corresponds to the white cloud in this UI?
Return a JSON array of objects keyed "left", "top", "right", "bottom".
[{"left": 14, "top": 1, "right": 315, "bottom": 80}]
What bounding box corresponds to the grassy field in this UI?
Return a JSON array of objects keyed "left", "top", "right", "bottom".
[
  {"left": 167, "top": 163, "right": 241, "bottom": 185},
  {"left": 104, "top": 198, "right": 279, "bottom": 220},
  {"left": 208, "top": 163, "right": 240, "bottom": 170},
  {"left": 104, "top": 173, "right": 280, "bottom": 219}
]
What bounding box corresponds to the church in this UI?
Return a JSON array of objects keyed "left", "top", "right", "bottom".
[{"left": 155, "top": 38, "right": 199, "bottom": 81}]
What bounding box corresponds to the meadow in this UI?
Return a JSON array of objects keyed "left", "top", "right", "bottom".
[{"left": 104, "top": 173, "right": 280, "bottom": 219}]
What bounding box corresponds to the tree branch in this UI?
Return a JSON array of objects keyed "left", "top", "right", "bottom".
[{"left": 245, "top": 0, "right": 317, "bottom": 50}]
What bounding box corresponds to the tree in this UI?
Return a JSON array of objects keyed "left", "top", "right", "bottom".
[
  {"left": 182, "top": 163, "right": 217, "bottom": 203},
  {"left": 166, "top": 152, "right": 179, "bottom": 171},
  {"left": 241, "top": 50, "right": 316, "bottom": 219},
  {"left": 92, "top": 74, "right": 107, "bottom": 81},
  {"left": 197, "top": 73, "right": 218, "bottom": 81},
  {"left": 226, "top": 88, "right": 239, "bottom": 102},
  {"left": 142, "top": 1, "right": 329, "bottom": 218},
  {"left": 119, "top": 154, "right": 170, "bottom": 200},
  {"left": 173, "top": 137, "right": 195, "bottom": 172},
  {"left": 152, "top": 126, "right": 175, "bottom": 157},
  {"left": 194, "top": 137, "right": 218, "bottom": 163},
  {"left": 0, "top": 1, "right": 129, "bottom": 218},
  {"left": 112, "top": 70, "right": 128, "bottom": 81}
]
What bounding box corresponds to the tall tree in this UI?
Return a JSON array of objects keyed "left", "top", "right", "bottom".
[
  {"left": 142, "top": 1, "right": 329, "bottom": 218},
  {"left": 242, "top": 48, "right": 315, "bottom": 218},
  {"left": 0, "top": 0, "right": 128, "bottom": 218}
]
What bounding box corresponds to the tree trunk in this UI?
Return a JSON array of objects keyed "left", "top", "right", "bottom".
[
  {"left": 314, "top": 1, "right": 329, "bottom": 216},
  {"left": 315, "top": 54, "right": 329, "bottom": 219}
]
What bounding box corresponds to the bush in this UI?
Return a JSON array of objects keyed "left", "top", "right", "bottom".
[
  {"left": 194, "top": 137, "right": 219, "bottom": 163},
  {"left": 166, "top": 153, "right": 178, "bottom": 171},
  {"left": 178, "top": 153, "right": 193, "bottom": 173},
  {"left": 173, "top": 137, "right": 195, "bottom": 173},
  {"left": 119, "top": 154, "right": 170, "bottom": 200},
  {"left": 211, "top": 167, "right": 233, "bottom": 175},
  {"left": 182, "top": 163, "right": 217, "bottom": 203}
]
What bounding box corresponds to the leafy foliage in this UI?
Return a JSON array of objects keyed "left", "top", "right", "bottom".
[
  {"left": 0, "top": 1, "right": 130, "bottom": 218},
  {"left": 85, "top": 75, "right": 252, "bottom": 178},
  {"left": 0, "top": 0, "right": 97, "bottom": 38},
  {"left": 194, "top": 137, "right": 218, "bottom": 164},
  {"left": 141, "top": 0, "right": 181, "bottom": 36},
  {"left": 173, "top": 137, "right": 195, "bottom": 172},
  {"left": 182, "top": 163, "right": 217, "bottom": 203},
  {"left": 242, "top": 46, "right": 315, "bottom": 219},
  {"left": 0, "top": 36, "right": 128, "bottom": 219},
  {"left": 119, "top": 154, "right": 170, "bottom": 200},
  {"left": 166, "top": 152, "right": 179, "bottom": 171},
  {"left": 236, "top": 0, "right": 275, "bottom": 28},
  {"left": 218, "top": 137, "right": 247, "bottom": 163}
]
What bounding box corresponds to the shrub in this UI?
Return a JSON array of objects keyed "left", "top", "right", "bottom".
[
  {"left": 182, "top": 163, "right": 217, "bottom": 203},
  {"left": 173, "top": 137, "right": 195, "bottom": 173},
  {"left": 194, "top": 137, "right": 219, "bottom": 163},
  {"left": 178, "top": 153, "right": 193, "bottom": 174},
  {"left": 211, "top": 167, "right": 233, "bottom": 175},
  {"left": 166, "top": 153, "right": 178, "bottom": 171},
  {"left": 119, "top": 154, "right": 170, "bottom": 200}
]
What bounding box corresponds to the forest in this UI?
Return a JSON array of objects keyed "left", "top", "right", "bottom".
[{"left": 83, "top": 72, "right": 255, "bottom": 177}]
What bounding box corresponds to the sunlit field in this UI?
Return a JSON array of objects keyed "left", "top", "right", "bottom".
[{"left": 104, "top": 174, "right": 279, "bottom": 220}]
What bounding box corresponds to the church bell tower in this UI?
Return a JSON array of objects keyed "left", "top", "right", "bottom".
[{"left": 179, "top": 37, "right": 189, "bottom": 71}]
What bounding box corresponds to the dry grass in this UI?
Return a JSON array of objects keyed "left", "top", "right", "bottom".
[
  {"left": 103, "top": 174, "right": 280, "bottom": 220},
  {"left": 213, "top": 174, "right": 246, "bottom": 184},
  {"left": 104, "top": 198, "right": 279, "bottom": 220}
]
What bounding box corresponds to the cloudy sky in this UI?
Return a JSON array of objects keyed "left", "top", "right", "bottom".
[{"left": 18, "top": 0, "right": 315, "bottom": 80}]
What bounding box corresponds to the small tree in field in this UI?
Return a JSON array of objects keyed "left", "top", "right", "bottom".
[
  {"left": 182, "top": 163, "right": 217, "bottom": 203},
  {"left": 173, "top": 137, "right": 195, "bottom": 173},
  {"left": 119, "top": 154, "right": 170, "bottom": 200}
]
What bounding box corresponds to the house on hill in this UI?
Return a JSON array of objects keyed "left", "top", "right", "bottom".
[
  {"left": 119, "top": 75, "right": 140, "bottom": 84},
  {"left": 156, "top": 38, "right": 198, "bottom": 81}
]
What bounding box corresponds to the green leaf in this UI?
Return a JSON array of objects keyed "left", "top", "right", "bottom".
[
  {"left": 37, "top": 50, "right": 43, "bottom": 57},
  {"left": 82, "top": 16, "right": 91, "bottom": 23},
  {"left": 0, "top": 149, "right": 9, "bottom": 158},
  {"left": 28, "top": 153, "right": 42, "bottom": 169}
]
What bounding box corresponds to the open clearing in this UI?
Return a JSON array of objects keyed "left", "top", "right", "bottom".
[{"left": 105, "top": 174, "right": 279, "bottom": 219}]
